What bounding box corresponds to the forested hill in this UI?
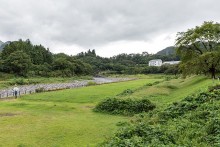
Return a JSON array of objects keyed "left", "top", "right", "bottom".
[
  {"left": 156, "top": 46, "right": 176, "bottom": 55},
  {"left": 0, "top": 39, "right": 179, "bottom": 77}
]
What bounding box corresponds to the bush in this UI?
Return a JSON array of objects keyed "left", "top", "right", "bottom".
[
  {"left": 166, "top": 85, "right": 178, "bottom": 89},
  {"left": 144, "top": 81, "right": 160, "bottom": 87},
  {"left": 158, "top": 90, "right": 220, "bottom": 121},
  {"left": 117, "top": 89, "right": 134, "bottom": 96},
  {"left": 100, "top": 123, "right": 175, "bottom": 146},
  {"left": 209, "top": 84, "right": 220, "bottom": 92},
  {"left": 9, "top": 78, "right": 41, "bottom": 85},
  {"left": 94, "top": 98, "right": 156, "bottom": 116},
  {"left": 35, "top": 87, "right": 45, "bottom": 93},
  {"left": 204, "top": 118, "right": 220, "bottom": 145},
  {"left": 9, "top": 78, "right": 28, "bottom": 85},
  {"left": 87, "top": 81, "right": 97, "bottom": 86},
  {"left": 145, "top": 83, "right": 153, "bottom": 86}
]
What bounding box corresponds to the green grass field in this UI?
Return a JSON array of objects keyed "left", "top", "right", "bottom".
[
  {"left": 0, "top": 76, "right": 159, "bottom": 147},
  {"left": 0, "top": 75, "right": 215, "bottom": 146}
]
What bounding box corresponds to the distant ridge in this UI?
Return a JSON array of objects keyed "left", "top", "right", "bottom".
[{"left": 156, "top": 46, "right": 176, "bottom": 56}]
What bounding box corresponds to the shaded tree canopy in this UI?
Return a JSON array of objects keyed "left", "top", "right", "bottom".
[{"left": 3, "top": 50, "right": 31, "bottom": 76}]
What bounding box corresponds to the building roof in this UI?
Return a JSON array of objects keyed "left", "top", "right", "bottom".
[
  {"left": 163, "top": 61, "right": 180, "bottom": 64},
  {"left": 149, "top": 59, "right": 162, "bottom": 62}
]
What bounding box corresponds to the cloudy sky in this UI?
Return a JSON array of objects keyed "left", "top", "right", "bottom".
[{"left": 0, "top": 0, "right": 220, "bottom": 57}]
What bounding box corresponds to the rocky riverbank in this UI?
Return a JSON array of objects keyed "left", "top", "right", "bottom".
[{"left": 0, "top": 77, "right": 133, "bottom": 99}]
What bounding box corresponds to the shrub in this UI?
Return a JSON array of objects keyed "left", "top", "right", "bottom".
[
  {"left": 35, "top": 87, "right": 45, "bottom": 93},
  {"left": 94, "top": 98, "right": 156, "bottom": 116},
  {"left": 153, "top": 81, "right": 160, "bottom": 85},
  {"left": 100, "top": 123, "right": 175, "bottom": 146},
  {"left": 117, "top": 89, "right": 134, "bottom": 96},
  {"left": 166, "top": 85, "right": 178, "bottom": 89},
  {"left": 204, "top": 118, "right": 220, "bottom": 145},
  {"left": 144, "top": 81, "right": 161, "bottom": 87},
  {"left": 9, "top": 78, "right": 28, "bottom": 85},
  {"left": 145, "top": 83, "right": 153, "bottom": 86},
  {"left": 87, "top": 81, "right": 97, "bottom": 86},
  {"left": 158, "top": 89, "right": 220, "bottom": 121},
  {"left": 159, "top": 101, "right": 198, "bottom": 120},
  {"left": 208, "top": 84, "right": 220, "bottom": 92}
]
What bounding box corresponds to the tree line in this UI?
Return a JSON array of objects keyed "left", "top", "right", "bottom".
[
  {"left": 0, "top": 39, "right": 92, "bottom": 77},
  {"left": 0, "top": 39, "right": 179, "bottom": 77}
]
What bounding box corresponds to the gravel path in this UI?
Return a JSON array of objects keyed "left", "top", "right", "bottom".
[{"left": 0, "top": 77, "right": 132, "bottom": 99}]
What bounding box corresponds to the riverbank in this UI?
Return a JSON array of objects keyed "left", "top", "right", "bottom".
[{"left": 0, "top": 77, "right": 133, "bottom": 99}]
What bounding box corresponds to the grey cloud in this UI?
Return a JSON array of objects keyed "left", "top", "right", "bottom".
[{"left": 0, "top": 0, "right": 220, "bottom": 48}]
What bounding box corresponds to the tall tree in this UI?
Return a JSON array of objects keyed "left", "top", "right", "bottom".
[
  {"left": 176, "top": 21, "right": 220, "bottom": 78},
  {"left": 3, "top": 50, "right": 31, "bottom": 76}
]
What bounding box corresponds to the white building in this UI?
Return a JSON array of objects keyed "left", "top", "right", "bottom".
[
  {"left": 148, "top": 59, "right": 163, "bottom": 66},
  {"left": 162, "top": 61, "right": 181, "bottom": 65}
]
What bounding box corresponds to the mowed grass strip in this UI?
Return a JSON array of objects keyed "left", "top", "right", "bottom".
[{"left": 0, "top": 78, "right": 160, "bottom": 147}]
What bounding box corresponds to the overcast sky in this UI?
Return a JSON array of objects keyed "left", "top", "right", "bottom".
[{"left": 0, "top": 0, "right": 220, "bottom": 57}]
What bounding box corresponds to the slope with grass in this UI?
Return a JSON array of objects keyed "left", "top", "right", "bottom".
[
  {"left": 101, "top": 83, "right": 220, "bottom": 146},
  {"left": 0, "top": 75, "right": 215, "bottom": 146},
  {"left": 116, "top": 76, "right": 214, "bottom": 110}
]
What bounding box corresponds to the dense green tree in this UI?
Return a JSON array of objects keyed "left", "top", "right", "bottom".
[
  {"left": 142, "top": 66, "right": 160, "bottom": 74},
  {"left": 164, "top": 64, "right": 179, "bottom": 75},
  {"left": 32, "top": 45, "right": 53, "bottom": 65},
  {"left": 176, "top": 21, "right": 220, "bottom": 78},
  {"left": 1, "top": 39, "right": 32, "bottom": 60},
  {"left": 3, "top": 50, "right": 31, "bottom": 76},
  {"left": 2, "top": 39, "right": 53, "bottom": 65}
]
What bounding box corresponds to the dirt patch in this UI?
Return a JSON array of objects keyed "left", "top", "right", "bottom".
[{"left": 0, "top": 113, "right": 18, "bottom": 117}]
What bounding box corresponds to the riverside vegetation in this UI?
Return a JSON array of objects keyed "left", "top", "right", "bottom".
[
  {"left": 100, "top": 85, "right": 220, "bottom": 146},
  {"left": 0, "top": 75, "right": 216, "bottom": 146}
]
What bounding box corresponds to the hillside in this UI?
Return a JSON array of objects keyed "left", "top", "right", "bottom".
[
  {"left": 101, "top": 76, "right": 220, "bottom": 146},
  {"left": 156, "top": 46, "right": 176, "bottom": 56}
]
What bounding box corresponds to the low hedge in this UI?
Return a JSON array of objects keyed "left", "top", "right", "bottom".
[{"left": 94, "top": 98, "right": 156, "bottom": 116}]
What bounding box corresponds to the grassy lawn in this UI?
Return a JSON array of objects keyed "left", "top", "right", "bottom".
[
  {"left": 0, "top": 75, "right": 215, "bottom": 146},
  {"left": 0, "top": 76, "right": 160, "bottom": 147}
]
